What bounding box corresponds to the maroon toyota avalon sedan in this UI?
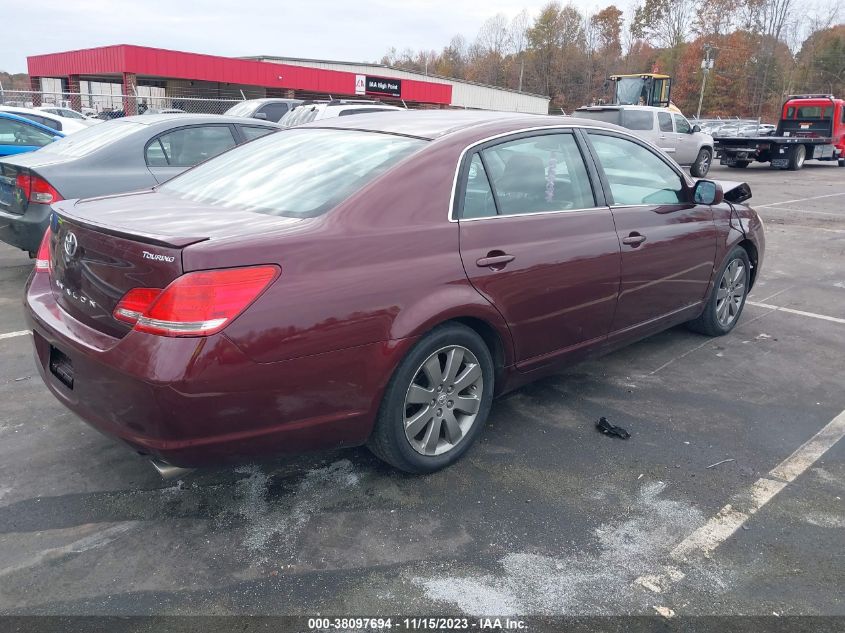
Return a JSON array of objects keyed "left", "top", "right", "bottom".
[{"left": 25, "top": 111, "right": 764, "bottom": 474}]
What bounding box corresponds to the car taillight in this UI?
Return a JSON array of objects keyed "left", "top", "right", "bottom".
[
  {"left": 16, "top": 172, "right": 63, "bottom": 204},
  {"left": 113, "top": 287, "right": 162, "bottom": 324},
  {"left": 112, "top": 266, "right": 279, "bottom": 337},
  {"left": 34, "top": 229, "right": 52, "bottom": 273}
]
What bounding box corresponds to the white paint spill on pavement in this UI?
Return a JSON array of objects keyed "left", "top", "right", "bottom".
[
  {"left": 414, "top": 481, "right": 707, "bottom": 615},
  {"left": 232, "top": 459, "right": 360, "bottom": 564}
]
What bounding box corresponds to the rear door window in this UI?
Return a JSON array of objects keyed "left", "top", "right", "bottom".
[
  {"left": 151, "top": 125, "right": 237, "bottom": 167},
  {"left": 658, "top": 112, "right": 673, "bottom": 132},
  {"left": 460, "top": 154, "right": 497, "bottom": 219},
  {"left": 478, "top": 132, "right": 595, "bottom": 215}
]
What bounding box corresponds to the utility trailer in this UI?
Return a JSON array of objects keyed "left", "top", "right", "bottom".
[{"left": 714, "top": 95, "right": 845, "bottom": 170}]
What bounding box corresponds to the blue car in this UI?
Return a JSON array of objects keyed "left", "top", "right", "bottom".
[{"left": 0, "top": 111, "right": 63, "bottom": 156}]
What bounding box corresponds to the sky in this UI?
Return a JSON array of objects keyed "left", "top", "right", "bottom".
[{"left": 0, "top": 0, "right": 635, "bottom": 74}]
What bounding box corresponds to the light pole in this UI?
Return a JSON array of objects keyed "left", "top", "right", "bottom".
[{"left": 696, "top": 44, "right": 715, "bottom": 120}]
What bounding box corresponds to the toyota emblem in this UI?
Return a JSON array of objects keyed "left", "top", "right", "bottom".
[{"left": 64, "top": 232, "right": 78, "bottom": 257}]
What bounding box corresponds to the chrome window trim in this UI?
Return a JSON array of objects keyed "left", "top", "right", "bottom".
[
  {"left": 458, "top": 206, "right": 609, "bottom": 222},
  {"left": 447, "top": 123, "right": 688, "bottom": 222}
]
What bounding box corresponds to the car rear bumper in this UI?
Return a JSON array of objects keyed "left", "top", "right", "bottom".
[
  {"left": 25, "top": 271, "right": 412, "bottom": 468},
  {"left": 0, "top": 202, "right": 50, "bottom": 253}
]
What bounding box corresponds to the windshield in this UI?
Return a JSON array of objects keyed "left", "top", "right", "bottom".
[
  {"left": 615, "top": 78, "right": 648, "bottom": 106},
  {"left": 160, "top": 128, "right": 427, "bottom": 217},
  {"left": 38, "top": 119, "right": 142, "bottom": 157},
  {"left": 224, "top": 101, "right": 256, "bottom": 117}
]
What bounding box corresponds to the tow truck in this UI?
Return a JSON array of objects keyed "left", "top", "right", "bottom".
[{"left": 714, "top": 94, "right": 845, "bottom": 170}]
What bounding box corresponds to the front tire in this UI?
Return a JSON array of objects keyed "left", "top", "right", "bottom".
[
  {"left": 690, "top": 148, "right": 712, "bottom": 177},
  {"left": 688, "top": 246, "right": 751, "bottom": 336},
  {"left": 367, "top": 323, "right": 494, "bottom": 473}
]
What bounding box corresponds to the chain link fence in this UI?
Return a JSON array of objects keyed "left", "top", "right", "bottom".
[{"left": 0, "top": 89, "right": 248, "bottom": 118}]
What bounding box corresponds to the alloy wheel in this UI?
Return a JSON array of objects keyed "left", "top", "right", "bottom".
[
  {"left": 716, "top": 259, "right": 745, "bottom": 327},
  {"left": 403, "top": 345, "right": 483, "bottom": 456}
]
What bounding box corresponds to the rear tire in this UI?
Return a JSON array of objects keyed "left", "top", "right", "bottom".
[
  {"left": 689, "top": 148, "right": 712, "bottom": 177},
  {"left": 787, "top": 144, "right": 806, "bottom": 170},
  {"left": 367, "top": 323, "right": 494, "bottom": 473},
  {"left": 838, "top": 158, "right": 845, "bottom": 167},
  {"left": 687, "top": 246, "right": 751, "bottom": 337}
]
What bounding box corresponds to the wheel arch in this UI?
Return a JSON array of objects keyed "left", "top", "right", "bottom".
[
  {"left": 737, "top": 238, "right": 759, "bottom": 288},
  {"left": 388, "top": 284, "right": 515, "bottom": 378}
]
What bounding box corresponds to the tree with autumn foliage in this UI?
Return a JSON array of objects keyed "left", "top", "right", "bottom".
[{"left": 380, "top": 0, "right": 841, "bottom": 119}]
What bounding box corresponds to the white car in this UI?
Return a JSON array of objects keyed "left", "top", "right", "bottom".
[
  {"left": 0, "top": 106, "right": 95, "bottom": 135},
  {"left": 279, "top": 100, "right": 404, "bottom": 128},
  {"left": 36, "top": 106, "right": 100, "bottom": 124}
]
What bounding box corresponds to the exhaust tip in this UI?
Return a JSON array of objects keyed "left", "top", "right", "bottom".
[{"left": 150, "top": 458, "right": 194, "bottom": 480}]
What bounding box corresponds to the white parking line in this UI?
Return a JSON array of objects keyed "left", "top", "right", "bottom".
[
  {"left": 637, "top": 409, "right": 845, "bottom": 594},
  {"left": 0, "top": 330, "right": 30, "bottom": 341},
  {"left": 746, "top": 301, "right": 845, "bottom": 325},
  {"left": 756, "top": 191, "right": 845, "bottom": 207},
  {"left": 671, "top": 408, "right": 845, "bottom": 561},
  {"left": 756, "top": 206, "right": 840, "bottom": 217}
]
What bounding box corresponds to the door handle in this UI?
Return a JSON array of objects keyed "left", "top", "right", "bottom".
[
  {"left": 476, "top": 252, "right": 515, "bottom": 269},
  {"left": 621, "top": 233, "right": 647, "bottom": 247}
]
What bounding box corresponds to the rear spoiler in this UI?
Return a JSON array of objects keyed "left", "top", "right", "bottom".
[{"left": 51, "top": 200, "right": 209, "bottom": 249}]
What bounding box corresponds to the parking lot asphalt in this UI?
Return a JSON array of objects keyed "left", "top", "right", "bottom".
[{"left": 0, "top": 162, "right": 842, "bottom": 618}]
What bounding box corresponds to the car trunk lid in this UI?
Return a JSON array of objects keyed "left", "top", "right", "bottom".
[{"left": 47, "top": 190, "right": 305, "bottom": 337}]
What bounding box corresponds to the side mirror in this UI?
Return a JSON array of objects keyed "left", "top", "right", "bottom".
[
  {"left": 692, "top": 124, "right": 701, "bottom": 133},
  {"left": 253, "top": 112, "right": 268, "bottom": 120},
  {"left": 693, "top": 179, "right": 723, "bottom": 205}
]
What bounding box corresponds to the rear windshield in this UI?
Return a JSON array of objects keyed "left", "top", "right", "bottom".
[
  {"left": 576, "top": 109, "right": 621, "bottom": 125},
  {"left": 159, "top": 128, "right": 427, "bottom": 217},
  {"left": 786, "top": 106, "right": 831, "bottom": 119},
  {"left": 38, "top": 119, "right": 142, "bottom": 157}
]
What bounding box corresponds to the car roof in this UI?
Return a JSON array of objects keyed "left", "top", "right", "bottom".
[
  {"left": 576, "top": 104, "right": 669, "bottom": 113},
  {"left": 232, "top": 98, "right": 303, "bottom": 105},
  {"left": 120, "top": 113, "right": 282, "bottom": 127},
  {"left": 304, "top": 109, "right": 619, "bottom": 140},
  {"left": 0, "top": 110, "right": 65, "bottom": 135}
]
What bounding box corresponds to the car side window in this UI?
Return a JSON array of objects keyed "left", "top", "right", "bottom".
[
  {"left": 479, "top": 133, "right": 595, "bottom": 215},
  {"left": 149, "top": 125, "right": 236, "bottom": 168},
  {"left": 587, "top": 133, "right": 685, "bottom": 205},
  {"left": 658, "top": 112, "right": 673, "bottom": 132},
  {"left": 461, "top": 153, "right": 497, "bottom": 219},
  {"left": 257, "top": 103, "right": 288, "bottom": 122},
  {"left": 240, "top": 125, "right": 276, "bottom": 141},
  {"left": 0, "top": 118, "right": 55, "bottom": 147},
  {"left": 674, "top": 114, "right": 691, "bottom": 134}
]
